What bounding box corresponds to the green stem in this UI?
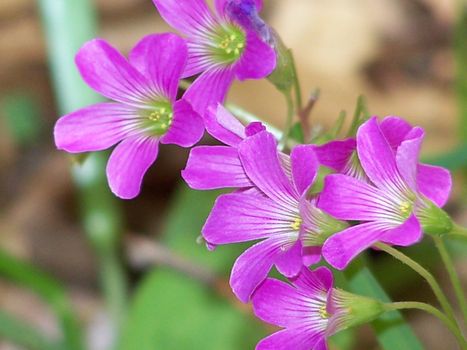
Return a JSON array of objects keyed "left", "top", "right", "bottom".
[
  {"left": 375, "top": 243, "right": 458, "bottom": 326},
  {"left": 451, "top": 224, "right": 467, "bottom": 238},
  {"left": 433, "top": 236, "right": 467, "bottom": 327},
  {"left": 279, "top": 91, "right": 295, "bottom": 150},
  {"left": 38, "top": 0, "right": 127, "bottom": 336},
  {"left": 387, "top": 301, "right": 467, "bottom": 349},
  {"left": 289, "top": 51, "right": 303, "bottom": 111},
  {"left": 344, "top": 256, "right": 424, "bottom": 350}
]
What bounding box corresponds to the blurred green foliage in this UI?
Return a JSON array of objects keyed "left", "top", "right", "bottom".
[{"left": 119, "top": 187, "right": 267, "bottom": 349}]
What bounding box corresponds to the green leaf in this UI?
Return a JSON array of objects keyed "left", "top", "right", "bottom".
[
  {"left": 345, "top": 257, "right": 425, "bottom": 350},
  {"left": 289, "top": 122, "right": 305, "bottom": 143},
  {"left": 119, "top": 268, "right": 266, "bottom": 350},
  {"left": 422, "top": 144, "right": 467, "bottom": 170},
  {"left": 0, "top": 310, "right": 61, "bottom": 350}
]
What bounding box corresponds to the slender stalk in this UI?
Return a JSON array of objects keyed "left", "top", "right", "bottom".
[
  {"left": 433, "top": 236, "right": 467, "bottom": 326},
  {"left": 279, "top": 91, "right": 295, "bottom": 150},
  {"left": 451, "top": 224, "right": 467, "bottom": 238},
  {"left": 374, "top": 243, "right": 458, "bottom": 324},
  {"left": 289, "top": 51, "right": 303, "bottom": 111},
  {"left": 386, "top": 302, "right": 467, "bottom": 349},
  {"left": 344, "top": 256, "right": 424, "bottom": 350}
]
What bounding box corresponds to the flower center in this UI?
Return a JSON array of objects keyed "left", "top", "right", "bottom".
[
  {"left": 399, "top": 201, "right": 413, "bottom": 219},
  {"left": 140, "top": 101, "right": 173, "bottom": 136},
  {"left": 212, "top": 24, "right": 246, "bottom": 63},
  {"left": 319, "top": 305, "right": 330, "bottom": 319},
  {"left": 290, "top": 217, "right": 302, "bottom": 231}
]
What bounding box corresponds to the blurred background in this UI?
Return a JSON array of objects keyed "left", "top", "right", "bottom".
[{"left": 0, "top": 0, "right": 466, "bottom": 349}]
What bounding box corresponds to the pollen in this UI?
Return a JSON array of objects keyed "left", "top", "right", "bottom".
[
  {"left": 291, "top": 217, "right": 302, "bottom": 231},
  {"left": 399, "top": 201, "right": 412, "bottom": 216},
  {"left": 140, "top": 101, "right": 174, "bottom": 136},
  {"left": 213, "top": 25, "right": 246, "bottom": 63},
  {"left": 319, "top": 305, "right": 330, "bottom": 319}
]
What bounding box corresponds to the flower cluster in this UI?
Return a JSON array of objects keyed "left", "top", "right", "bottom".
[
  {"left": 55, "top": 0, "right": 275, "bottom": 199},
  {"left": 54, "top": 1, "right": 456, "bottom": 349},
  {"left": 183, "top": 106, "right": 452, "bottom": 348}
]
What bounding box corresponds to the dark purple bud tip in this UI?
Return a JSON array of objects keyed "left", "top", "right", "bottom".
[
  {"left": 225, "top": 0, "right": 274, "bottom": 46},
  {"left": 245, "top": 122, "right": 266, "bottom": 137}
]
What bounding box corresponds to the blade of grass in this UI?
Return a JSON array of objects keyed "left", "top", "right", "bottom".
[
  {"left": 37, "top": 0, "right": 127, "bottom": 335},
  {"left": 0, "top": 250, "right": 82, "bottom": 350},
  {"left": 0, "top": 310, "right": 62, "bottom": 350}
]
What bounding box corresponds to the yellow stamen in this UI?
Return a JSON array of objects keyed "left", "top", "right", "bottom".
[
  {"left": 291, "top": 217, "right": 302, "bottom": 231},
  {"left": 319, "top": 305, "right": 330, "bottom": 319}
]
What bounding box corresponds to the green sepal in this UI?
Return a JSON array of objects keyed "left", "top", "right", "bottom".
[
  {"left": 332, "top": 289, "right": 386, "bottom": 331},
  {"left": 418, "top": 200, "right": 453, "bottom": 235},
  {"left": 267, "top": 33, "right": 295, "bottom": 94}
]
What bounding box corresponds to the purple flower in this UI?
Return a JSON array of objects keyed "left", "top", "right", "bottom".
[
  {"left": 313, "top": 116, "right": 452, "bottom": 206},
  {"left": 152, "top": 0, "right": 276, "bottom": 116},
  {"left": 202, "top": 130, "right": 346, "bottom": 302},
  {"left": 54, "top": 34, "right": 204, "bottom": 199},
  {"left": 319, "top": 117, "right": 452, "bottom": 269},
  {"left": 252, "top": 267, "right": 384, "bottom": 350},
  {"left": 182, "top": 104, "right": 264, "bottom": 190}
]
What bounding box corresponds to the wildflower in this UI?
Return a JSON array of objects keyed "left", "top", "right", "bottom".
[
  {"left": 202, "top": 130, "right": 346, "bottom": 302},
  {"left": 152, "top": 0, "right": 276, "bottom": 115},
  {"left": 54, "top": 34, "right": 203, "bottom": 199},
  {"left": 319, "top": 117, "right": 452, "bottom": 269},
  {"left": 313, "top": 116, "right": 452, "bottom": 206},
  {"left": 252, "top": 267, "right": 385, "bottom": 350}
]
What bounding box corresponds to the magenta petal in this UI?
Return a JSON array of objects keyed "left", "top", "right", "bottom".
[
  {"left": 182, "top": 146, "right": 252, "bottom": 190},
  {"left": 312, "top": 138, "right": 356, "bottom": 172},
  {"left": 274, "top": 242, "right": 303, "bottom": 278},
  {"left": 253, "top": 278, "right": 318, "bottom": 328},
  {"left": 379, "top": 116, "right": 413, "bottom": 149},
  {"left": 230, "top": 239, "right": 283, "bottom": 302},
  {"left": 318, "top": 174, "right": 392, "bottom": 221},
  {"left": 357, "top": 117, "right": 406, "bottom": 191},
  {"left": 205, "top": 104, "right": 245, "bottom": 146},
  {"left": 235, "top": 31, "right": 276, "bottom": 80},
  {"left": 160, "top": 99, "right": 204, "bottom": 147},
  {"left": 323, "top": 223, "right": 386, "bottom": 270},
  {"left": 184, "top": 68, "right": 235, "bottom": 116},
  {"left": 302, "top": 246, "right": 322, "bottom": 266},
  {"left": 291, "top": 145, "right": 319, "bottom": 195},
  {"left": 129, "top": 33, "right": 187, "bottom": 101},
  {"left": 238, "top": 131, "right": 299, "bottom": 205},
  {"left": 106, "top": 135, "right": 159, "bottom": 199},
  {"left": 417, "top": 164, "right": 452, "bottom": 207},
  {"left": 256, "top": 328, "right": 324, "bottom": 350},
  {"left": 54, "top": 103, "right": 135, "bottom": 153},
  {"left": 396, "top": 127, "right": 424, "bottom": 191},
  {"left": 152, "top": 0, "right": 217, "bottom": 36},
  {"left": 202, "top": 192, "right": 296, "bottom": 245},
  {"left": 292, "top": 266, "right": 333, "bottom": 295},
  {"left": 381, "top": 214, "right": 422, "bottom": 246},
  {"left": 75, "top": 39, "right": 149, "bottom": 104}
]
